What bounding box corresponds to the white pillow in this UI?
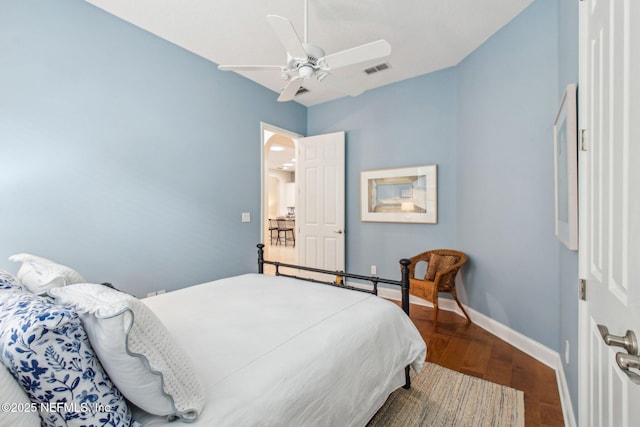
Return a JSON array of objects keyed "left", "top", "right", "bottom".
[
  {"left": 0, "top": 365, "right": 41, "bottom": 427},
  {"left": 49, "top": 283, "right": 204, "bottom": 421},
  {"left": 8, "top": 253, "right": 85, "bottom": 294}
]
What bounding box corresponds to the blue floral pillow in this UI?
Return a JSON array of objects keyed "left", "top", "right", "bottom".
[
  {"left": 0, "top": 289, "right": 138, "bottom": 427},
  {"left": 0, "top": 269, "right": 25, "bottom": 291}
]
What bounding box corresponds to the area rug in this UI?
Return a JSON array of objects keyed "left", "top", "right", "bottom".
[{"left": 368, "top": 362, "right": 525, "bottom": 427}]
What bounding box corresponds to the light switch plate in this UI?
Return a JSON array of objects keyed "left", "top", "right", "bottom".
[{"left": 242, "top": 212, "right": 251, "bottom": 222}]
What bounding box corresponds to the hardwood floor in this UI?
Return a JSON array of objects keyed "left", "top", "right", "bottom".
[{"left": 407, "top": 302, "right": 565, "bottom": 426}]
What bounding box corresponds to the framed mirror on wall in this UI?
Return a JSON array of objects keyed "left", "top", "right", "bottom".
[
  {"left": 360, "top": 164, "right": 437, "bottom": 224},
  {"left": 553, "top": 84, "right": 578, "bottom": 251}
]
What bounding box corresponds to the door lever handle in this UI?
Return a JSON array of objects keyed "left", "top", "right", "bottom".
[
  {"left": 616, "top": 353, "right": 640, "bottom": 385},
  {"left": 598, "top": 324, "right": 638, "bottom": 355},
  {"left": 334, "top": 230, "right": 343, "bottom": 234}
]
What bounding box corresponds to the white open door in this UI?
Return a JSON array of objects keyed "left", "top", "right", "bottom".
[
  {"left": 579, "top": 1, "right": 640, "bottom": 426},
  {"left": 296, "top": 132, "right": 345, "bottom": 273}
]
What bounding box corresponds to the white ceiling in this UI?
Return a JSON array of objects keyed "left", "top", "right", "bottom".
[{"left": 86, "top": 0, "right": 534, "bottom": 106}]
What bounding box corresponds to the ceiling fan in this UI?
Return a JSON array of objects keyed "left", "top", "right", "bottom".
[{"left": 217, "top": 0, "right": 392, "bottom": 102}]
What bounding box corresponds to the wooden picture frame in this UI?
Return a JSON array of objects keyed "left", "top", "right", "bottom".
[
  {"left": 554, "top": 84, "right": 578, "bottom": 250},
  {"left": 360, "top": 165, "right": 437, "bottom": 223}
]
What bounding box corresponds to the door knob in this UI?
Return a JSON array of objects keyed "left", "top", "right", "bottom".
[
  {"left": 616, "top": 353, "right": 640, "bottom": 385},
  {"left": 334, "top": 230, "right": 343, "bottom": 234},
  {"left": 598, "top": 324, "right": 638, "bottom": 355}
]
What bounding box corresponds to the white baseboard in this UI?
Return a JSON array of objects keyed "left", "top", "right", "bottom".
[{"left": 378, "top": 288, "right": 577, "bottom": 427}]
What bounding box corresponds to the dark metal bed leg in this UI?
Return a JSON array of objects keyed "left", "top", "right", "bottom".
[
  {"left": 400, "top": 259, "right": 412, "bottom": 389},
  {"left": 399, "top": 259, "right": 411, "bottom": 317},
  {"left": 403, "top": 366, "right": 411, "bottom": 389},
  {"left": 257, "top": 243, "right": 265, "bottom": 274}
]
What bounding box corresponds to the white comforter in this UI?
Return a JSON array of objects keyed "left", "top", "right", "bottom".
[{"left": 134, "top": 273, "right": 426, "bottom": 427}]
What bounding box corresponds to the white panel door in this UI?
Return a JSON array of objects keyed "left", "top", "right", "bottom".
[
  {"left": 296, "top": 132, "right": 345, "bottom": 274},
  {"left": 579, "top": 1, "right": 640, "bottom": 426}
]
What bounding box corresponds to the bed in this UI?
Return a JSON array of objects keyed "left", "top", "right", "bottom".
[{"left": 0, "top": 246, "right": 426, "bottom": 427}]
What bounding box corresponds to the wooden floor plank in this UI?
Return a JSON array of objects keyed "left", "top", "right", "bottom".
[
  {"left": 484, "top": 357, "right": 513, "bottom": 385},
  {"left": 459, "top": 339, "right": 492, "bottom": 377}
]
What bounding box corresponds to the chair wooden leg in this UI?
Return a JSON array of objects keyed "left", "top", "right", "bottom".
[
  {"left": 454, "top": 296, "right": 471, "bottom": 323},
  {"left": 433, "top": 301, "right": 439, "bottom": 327}
]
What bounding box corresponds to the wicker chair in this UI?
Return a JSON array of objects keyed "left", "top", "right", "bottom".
[{"left": 407, "top": 249, "right": 469, "bottom": 326}]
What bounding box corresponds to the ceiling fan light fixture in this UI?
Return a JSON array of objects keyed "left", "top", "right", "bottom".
[{"left": 298, "top": 64, "right": 314, "bottom": 79}]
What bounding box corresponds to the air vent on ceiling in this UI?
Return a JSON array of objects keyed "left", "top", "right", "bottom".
[{"left": 364, "top": 62, "right": 390, "bottom": 75}]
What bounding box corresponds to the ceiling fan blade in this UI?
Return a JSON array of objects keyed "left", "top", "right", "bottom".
[
  {"left": 278, "top": 78, "right": 304, "bottom": 102},
  {"left": 218, "top": 65, "right": 284, "bottom": 72},
  {"left": 321, "top": 39, "right": 391, "bottom": 70},
  {"left": 266, "top": 15, "right": 308, "bottom": 60}
]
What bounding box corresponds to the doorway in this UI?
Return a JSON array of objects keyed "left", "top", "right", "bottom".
[
  {"left": 261, "top": 123, "right": 301, "bottom": 274},
  {"left": 260, "top": 124, "right": 346, "bottom": 277}
]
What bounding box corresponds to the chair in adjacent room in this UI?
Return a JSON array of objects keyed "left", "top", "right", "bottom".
[
  {"left": 407, "top": 249, "right": 469, "bottom": 327},
  {"left": 268, "top": 219, "right": 280, "bottom": 245},
  {"left": 277, "top": 219, "right": 295, "bottom": 247}
]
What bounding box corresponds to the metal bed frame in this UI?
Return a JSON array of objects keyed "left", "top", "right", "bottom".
[{"left": 256, "top": 243, "right": 414, "bottom": 388}]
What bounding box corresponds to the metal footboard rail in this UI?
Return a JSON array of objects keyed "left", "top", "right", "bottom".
[{"left": 257, "top": 243, "right": 412, "bottom": 316}]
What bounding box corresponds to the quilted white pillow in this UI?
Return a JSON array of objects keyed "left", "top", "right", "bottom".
[
  {"left": 0, "top": 365, "right": 41, "bottom": 427},
  {"left": 9, "top": 253, "right": 85, "bottom": 294},
  {"left": 49, "top": 283, "right": 204, "bottom": 421}
]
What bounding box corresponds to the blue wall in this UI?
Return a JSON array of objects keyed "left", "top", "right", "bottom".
[
  {"left": 0, "top": 0, "right": 306, "bottom": 297},
  {"left": 308, "top": 68, "right": 458, "bottom": 280},
  {"left": 456, "top": 0, "right": 559, "bottom": 349}
]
